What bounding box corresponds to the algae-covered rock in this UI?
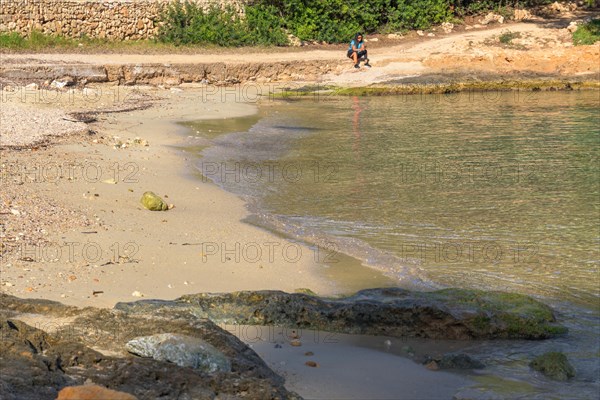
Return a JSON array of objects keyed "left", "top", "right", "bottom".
[
  {"left": 126, "top": 333, "right": 231, "bottom": 373},
  {"left": 173, "top": 288, "right": 566, "bottom": 340},
  {"left": 530, "top": 351, "right": 575, "bottom": 381},
  {"left": 140, "top": 191, "right": 168, "bottom": 211}
]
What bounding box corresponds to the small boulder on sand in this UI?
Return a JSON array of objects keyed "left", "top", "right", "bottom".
[{"left": 140, "top": 191, "right": 168, "bottom": 211}]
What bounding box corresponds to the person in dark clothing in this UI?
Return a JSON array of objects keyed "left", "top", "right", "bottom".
[{"left": 347, "top": 33, "right": 371, "bottom": 69}]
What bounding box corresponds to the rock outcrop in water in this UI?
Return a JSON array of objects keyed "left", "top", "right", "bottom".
[
  {"left": 164, "top": 288, "right": 566, "bottom": 340},
  {"left": 530, "top": 351, "right": 576, "bottom": 381},
  {"left": 0, "top": 288, "right": 566, "bottom": 399}
]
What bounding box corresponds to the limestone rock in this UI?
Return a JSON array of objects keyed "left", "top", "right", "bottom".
[
  {"left": 126, "top": 333, "right": 231, "bottom": 373},
  {"left": 441, "top": 22, "right": 454, "bottom": 34},
  {"left": 513, "top": 9, "right": 533, "bottom": 21},
  {"left": 480, "top": 12, "right": 504, "bottom": 25}
]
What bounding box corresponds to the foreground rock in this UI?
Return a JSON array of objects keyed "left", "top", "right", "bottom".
[
  {"left": 0, "top": 294, "right": 298, "bottom": 400},
  {"left": 126, "top": 333, "right": 231, "bottom": 373},
  {"left": 0, "top": 288, "right": 566, "bottom": 398},
  {"left": 118, "top": 288, "right": 567, "bottom": 340},
  {"left": 56, "top": 385, "right": 137, "bottom": 400},
  {"left": 530, "top": 351, "right": 576, "bottom": 381}
]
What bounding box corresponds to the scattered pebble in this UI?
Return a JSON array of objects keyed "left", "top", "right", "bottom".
[
  {"left": 131, "top": 290, "right": 144, "bottom": 297},
  {"left": 426, "top": 360, "right": 439, "bottom": 370},
  {"left": 305, "top": 361, "right": 319, "bottom": 368}
]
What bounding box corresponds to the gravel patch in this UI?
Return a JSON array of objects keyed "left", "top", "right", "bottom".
[{"left": 0, "top": 101, "right": 88, "bottom": 148}]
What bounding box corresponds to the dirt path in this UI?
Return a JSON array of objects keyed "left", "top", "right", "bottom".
[{"left": 1, "top": 20, "right": 598, "bottom": 86}]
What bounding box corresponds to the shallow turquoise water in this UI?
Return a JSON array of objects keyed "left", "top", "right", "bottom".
[{"left": 188, "top": 90, "right": 600, "bottom": 400}]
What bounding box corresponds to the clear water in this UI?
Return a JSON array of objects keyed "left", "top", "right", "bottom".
[{"left": 188, "top": 90, "right": 600, "bottom": 399}]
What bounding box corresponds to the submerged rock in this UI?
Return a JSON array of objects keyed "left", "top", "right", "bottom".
[
  {"left": 140, "top": 191, "right": 168, "bottom": 211},
  {"left": 438, "top": 353, "right": 485, "bottom": 370},
  {"left": 530, "top": 351, "right": 575, "bottom": 381},
  {"left": 126, "top": 333, "right": 231, "bottom": 373}
]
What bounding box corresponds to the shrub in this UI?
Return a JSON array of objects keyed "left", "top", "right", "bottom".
[
  {"left": 573, "top": 19, "right": 600, "bottom": 46},
  {"left": 499, "top": 30, "right": 521, "bottom": 44},
  {"left": 158, "top": 1, "right": 288, "bottom": 46}
]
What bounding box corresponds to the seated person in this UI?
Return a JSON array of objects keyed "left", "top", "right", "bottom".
[{"left": 347, "top": 33, "right": 371, "bottom": 69}]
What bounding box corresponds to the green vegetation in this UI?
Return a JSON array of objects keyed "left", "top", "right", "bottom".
[
  {"left": 157, "top": 0, "right": 564, "bottom": 46},
  {"left": 0, "top": 30, "right": 188, "bottom": 52},
  {"left": 2, "top": 1, "right": 598, "bottom": 49},
  {"left": 573, "top": 19, "right": 600, "bottom": 46},
  {"left": 499, "top": 30, "right": 521, "bottom": 44},
  {"left": 158, "top": 2, "right": 287, "bottom": 46},
  {"left": 0, "top": 30, "right": 76, "bottom": 50}
]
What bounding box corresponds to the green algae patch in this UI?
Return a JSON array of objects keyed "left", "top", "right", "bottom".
[
  {"left": 472, "top": 375, "right": 538, "bottom": 396},
  {"left": 426, "top": 288, "right": 567, "bottom": 339},
  {"left": 269, "top": 80, "right": 599, "bottom": 100}
]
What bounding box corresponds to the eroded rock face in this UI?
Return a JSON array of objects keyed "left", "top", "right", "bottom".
[{"left": 0, "top": 294, "right": 298, "bottom": 400}]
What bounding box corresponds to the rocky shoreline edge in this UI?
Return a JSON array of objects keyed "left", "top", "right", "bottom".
[{"left": 1, "top": 288, "right": 570, "bottom": 399}]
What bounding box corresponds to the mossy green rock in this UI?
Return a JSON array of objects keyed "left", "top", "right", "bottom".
[
  {"left": 140, "top": 191, "right": 168, "bottom": 211},
  {"left": 530, "top": 352, "right": 575, "bottom": 381}
]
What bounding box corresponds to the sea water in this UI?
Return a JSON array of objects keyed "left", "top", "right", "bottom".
[{"left": 188, "top": 90, "right": 599, "bottom": 399}]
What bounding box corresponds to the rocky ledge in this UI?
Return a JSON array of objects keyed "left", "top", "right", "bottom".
[
  {"left": 0, "top": 294, "right": 297, "bottom": 400},
  {"left": 1, "top": 288, "right": 566, "bottom": 399}
]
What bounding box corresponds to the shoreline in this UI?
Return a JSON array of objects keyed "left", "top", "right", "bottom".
[{"left": 1, "top": 85, "right": 399, "bottom": 308}]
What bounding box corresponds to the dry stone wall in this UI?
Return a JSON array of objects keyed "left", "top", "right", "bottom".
[{"left": 0, "top": 0, "right": 245, "bottom": 40}]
